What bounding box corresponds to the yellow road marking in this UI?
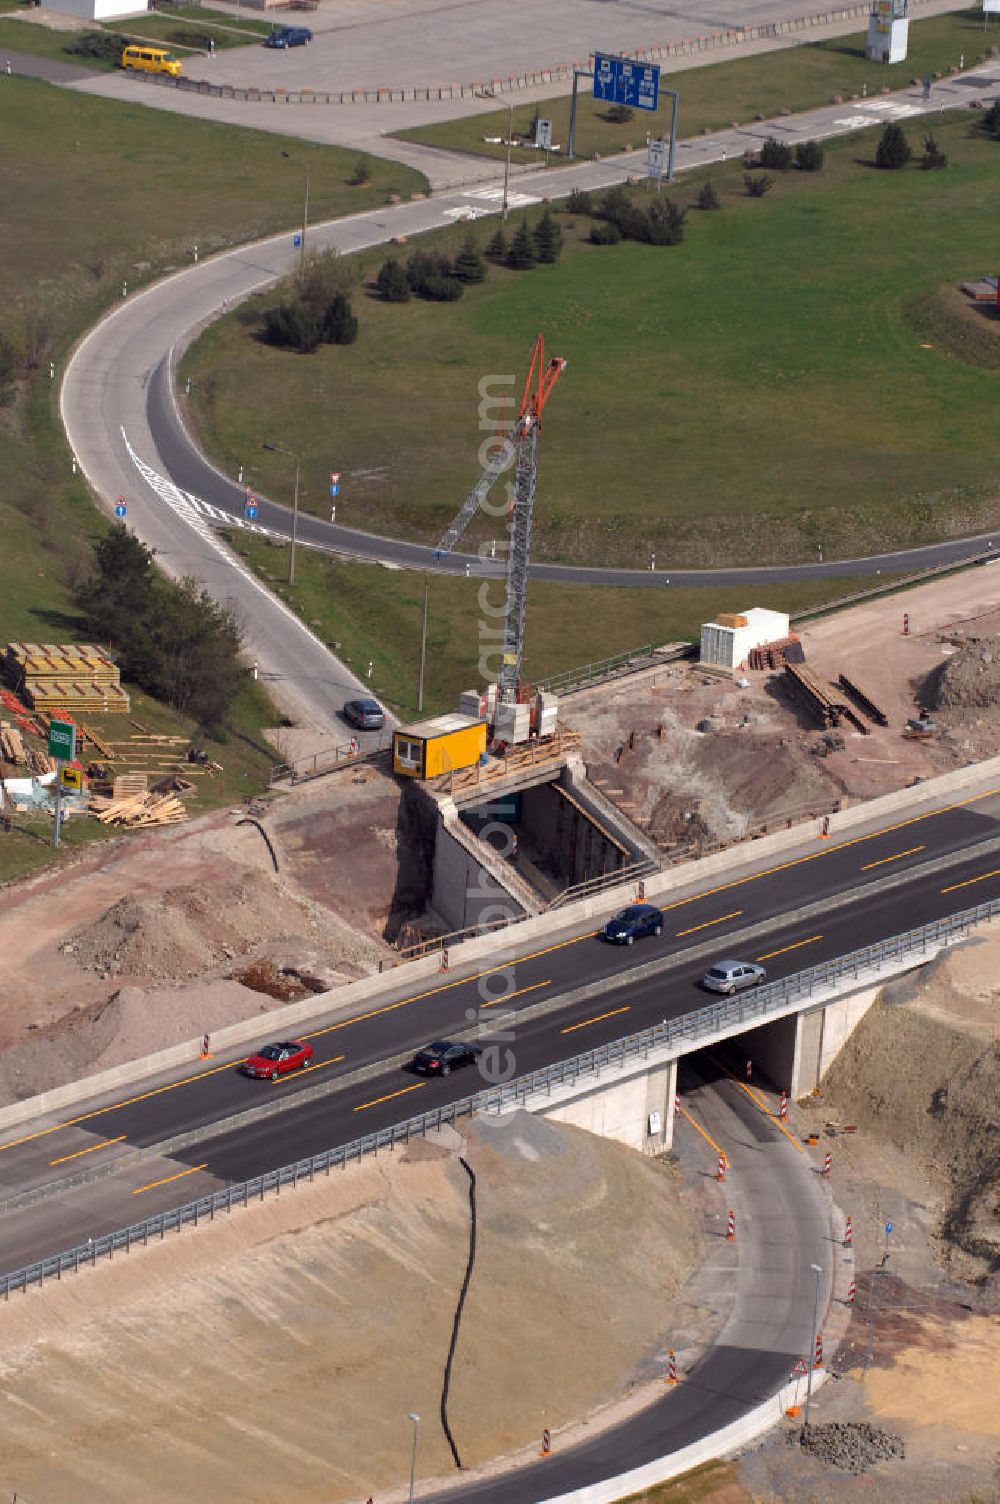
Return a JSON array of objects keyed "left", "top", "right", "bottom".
[
  {"left": 560, "top": 1006, "right": 631, "bottom": 1035},
  {"left": 354, "top": 1082, "right": 427, "bottom": 1113},
  {"left": 480, "top": 979, "right": 551, "bottom": 1009},
  {"left": 941, "top": 868, "right": 1000, "bottom": 894},
  {"left": 707, "top": 1054, "right": 804, "bottom": 1154},
  {"left": 675, "top": 1102, "right": 728, "bottom": 1166},
  {"left": 676, "top": 910, "right": 742, "bottom": 938},
  {"left": 860, "top": 844, "right": 926, "bottom": 871},
  {"left": 755, "top": 935, "right": 823, "bottom": 962},
  {"left": 49, "top": 1135, "right": 126, "bottom": 1167},
  {"left": 131, "top": 1162, "right": 208, "bottom": 1196},
  {"left": 4, "top": 788, "right": 997, "bottom": 1158}
]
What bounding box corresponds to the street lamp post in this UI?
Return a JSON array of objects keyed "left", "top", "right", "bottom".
[
  {"left": 803, "top": 1262, "right": 823, "bottom": 1428},
  {"left": 407, "top": 1412, "right": 420, "bottom": 1504},
  {"left": 281, "top": 151, "right": 310, "bottom": 268},
  {"left": 476, "top": 91, "right": 513, "bottom": 221},
  {"left": 262, "top": 439, "right": 301, "bottom": 585}
]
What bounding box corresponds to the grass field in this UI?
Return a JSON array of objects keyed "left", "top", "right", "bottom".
[
  {"left": 394, "top": 9, "right": 996, "bottom": 164},
  {"left": 225, "top": 531, "right": 896, "bottom": 719},
  {"left": 182, "top": 111, "right": 1000, "bottom": 571},
  {"left": 0, "top": 78, "right": 426, "bottom": 874},
  {"left": 105, "top": 11, "right": 271, "bottom": 52}
]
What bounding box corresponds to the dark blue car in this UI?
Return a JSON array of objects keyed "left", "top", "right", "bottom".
[
  {"left": 264, "top": 25, "right": 312, "bottom": 47},
  {"left": 602, "top": 903, "right": 663, "bottom": 945}
]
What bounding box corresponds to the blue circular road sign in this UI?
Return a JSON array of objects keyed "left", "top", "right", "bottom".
[
  {"left": 114, "top": 503, "right": 127, "bottom": 518},
  {"left": 245, "top": 504, "right": 258, "bottom": 521}
]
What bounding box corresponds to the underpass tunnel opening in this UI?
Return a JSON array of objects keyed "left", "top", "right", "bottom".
[{"left": 678, "top": 1010, "right": 799, "bottom": 1102}]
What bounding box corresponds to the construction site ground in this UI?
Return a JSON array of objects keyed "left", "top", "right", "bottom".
[
  {"left": 0, "top": 934, "right": 995, "bottom": 1503},
  {"left": 572, "top": 565, "right": 1000, "bottom": 851}
]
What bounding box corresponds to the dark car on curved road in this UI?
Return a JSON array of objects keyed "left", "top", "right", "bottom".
[
  {"left": 342, "top": 698, "right": 385, "bottom": 731},
  {"left": 242, "top": 1040, "right": 314, "bottom": 1080},
  {"left": 264, "top": 25, "right": 312, "bottom": 47},
  {"left": 601, "top": 903, "right": 663, "bottom": 945},
  {"left": 411, "top": 1040, "right": 482, "bottom": 1076}
]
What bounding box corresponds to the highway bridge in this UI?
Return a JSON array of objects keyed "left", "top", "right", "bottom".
[{"left": 0, "top": 776, "right": 998, "bottom": 1498}]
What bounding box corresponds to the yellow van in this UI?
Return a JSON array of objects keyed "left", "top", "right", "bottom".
[{"left": 121, "top": 45, "right": 183, "bottom": 77}]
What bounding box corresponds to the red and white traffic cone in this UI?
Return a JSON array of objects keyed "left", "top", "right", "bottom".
[
  {"left": 779, "top": 1090, "right": 788, "bottom": 1121},
  {"left": 200, "top": 1033, "right": 211, "bottom": 1060},
  {"left": 814, "top": 1332, "right": 824, "bottom": 1368},
  {"left": 844, "top": 1216, "right": 853, "bottom": 1248},
  {"left": 674, "top": 1094, "right": 680, "bottom": 1113},
  {"left": 539, "top": 1428, "right": 551, "bottom": 1458},
  {"left": 664, "top": 1349, "right": 678, "bottom": 1385},
  {"left": 440, "top": 946, "right": 450, "bottom": 973},
  {"left": 847, "top": 1279, "right": 856, "bottom": 1306},
  {"left": 726, "top": 1209, "right": 736, "bottom": 1241},
  {"left": 716, "top": 1154, "right": 727, "bottom": 1183},
  {"left": 745, "top": 1058, "right": 753, "bottom": 1082},
  {"left": 902, "top": 612, "right": 910, "bottom": 636},
  {"left": 823, "top": 1151, "right": 832, "bottom": 1177}
]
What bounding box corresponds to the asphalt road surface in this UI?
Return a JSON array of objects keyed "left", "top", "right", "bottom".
[{"left": 3, "top": 782, "right": 998, "bottom": 1261}]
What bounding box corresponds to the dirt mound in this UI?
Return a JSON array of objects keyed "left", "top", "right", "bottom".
[
  {"left": 929, "top": 634, "right": 1000, "bottom": 711},
  {"left": 792, "top": 1421, "right": 905, "bottom": 1473},
  {"left": 0, "top": 1112, "right": 702, "bottom": 1504},
  {"left": 819, "top": 928, "right": 1000, "bottom": 1287},
  {"left": 61, "top": 870, "right": 323, "bottom": 980}
]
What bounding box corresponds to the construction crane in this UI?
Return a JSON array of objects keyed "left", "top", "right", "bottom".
[{"left": 435, "top": 333, "right": 566, "bottom": 705}]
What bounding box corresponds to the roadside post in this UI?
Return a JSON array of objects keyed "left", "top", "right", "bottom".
[{"left": 48, "top": 718, "right": 77, "bottom": 848}]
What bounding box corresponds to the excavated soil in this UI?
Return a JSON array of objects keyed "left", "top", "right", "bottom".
[{"left": 0, "top": 1112, "right": 702, "bottom": 1504}]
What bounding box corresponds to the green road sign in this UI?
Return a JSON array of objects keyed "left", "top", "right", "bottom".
[{"left": 48, "top": 718, "right": 76, "bottom": 763}]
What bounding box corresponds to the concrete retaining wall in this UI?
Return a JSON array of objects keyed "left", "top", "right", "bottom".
[{"left": 542, "top": 1059, "right": 677, "bottom": 1154}]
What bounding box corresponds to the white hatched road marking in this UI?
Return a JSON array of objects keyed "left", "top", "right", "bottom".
[{"left": 461, "top": 187, "right": 540, "bottom": 208}]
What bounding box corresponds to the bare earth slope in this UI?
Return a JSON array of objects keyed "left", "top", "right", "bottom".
[{"left": 0, "top": 1111, "right": 701, "bottom": 1504}]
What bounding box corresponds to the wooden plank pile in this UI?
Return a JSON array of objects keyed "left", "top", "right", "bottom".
[
  {"left": 89, "top": 790, "right": 189, "bottom": 827},
  {"left": 3, "top": 642, "right": 131, "bottom": 716}
]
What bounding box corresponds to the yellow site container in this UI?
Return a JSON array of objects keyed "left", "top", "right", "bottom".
[{"left": 393, "top": 714, "right": 487, "bottom": 780}]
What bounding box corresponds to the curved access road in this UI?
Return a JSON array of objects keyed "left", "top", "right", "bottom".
[{"left": 62, "top": 66, "right": 1000, "bottom": 668}]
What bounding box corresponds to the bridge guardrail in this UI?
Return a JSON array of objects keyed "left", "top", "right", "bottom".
[{"left": 2, "top": 897, "right": 996, "bottom": 1298}]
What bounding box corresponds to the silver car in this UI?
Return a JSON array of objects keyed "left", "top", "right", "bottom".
[{"left": 701, "top": 959, "right": 766, "bottom": 994}]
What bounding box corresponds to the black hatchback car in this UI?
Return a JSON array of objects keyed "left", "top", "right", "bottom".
[
  {"left": 602, "top": 903, "right": 663, "bottom": 945},
  {"left": 342, "top": 698, "right": 385, "bottom": 731},
  {"left": 411, "top": 1040, "right": 482, "bottom": 1076}
]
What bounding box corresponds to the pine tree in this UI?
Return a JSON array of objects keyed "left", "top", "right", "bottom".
[
  {"left": 376, "top": 257, "right": 410, "bottom": 301},
  {"left": 920, "top": 134, "right": 948, "bottom": 170},
  {"left": 875, "top": 123, "right": 911, "bottom": 169},
  {"left": 453, "top": 233, "right": 487, "bottom": 283},
  {"left": 485, "top": 226, "right": 508, "bottom": 262},
  {"left": 696, "top": 182, "right": 720, "bottom": 210},
  {"left": 795, "top": 140, "right": 824, "bottom": 172},
  {"left": 321, "top": 293, "right": 358, "bottom": 345},
  {"left": 533, "top": 209, "right": 563, "bottom": 263},
  {"left": 506, "top": 218, "right": 538, "bottom": 270}
]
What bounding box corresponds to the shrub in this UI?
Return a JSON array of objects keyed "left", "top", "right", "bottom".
[
  {"left": 453, "top": 233, "right": 487, "bottom": 283},
  {"left": 484, "top": 227, "right": 508, "bottom": 262},
  {"left": 920, "top": 133, "right": 948, "bottom": 169},
  {"left": 64, "top": 30, "right": 128, "bottom": 62},
  {"left": 983, "top": 99, "right": 1000, "bottom": 139},
  {"left": 875, "top": 122, "right": 912, "bottom": 169},
  {"left": 405, "top": 250, "right": 464, "bottom": 300},
  {"left": 744, "top": 173, "right": 774, "bottom": 197},
  {"left": 599, "top": 185, "right": 647, "bottom": 241},
  {"left": 506, "top": 217, "right": 538, "bottom": 270},
  {"left": 645, "top": 198, "right": 686, "bottom": 246},
  {"left": 566, "top": 188, "right": 593, "bottom": 214},
  {"left": 321, "top": 293, "right": 358, "bottom": 344},
  {"left": 375, "top": 256, "right": 410, "bottom": 302},
  {"left": 606, "top": 103, "right": 634, "bottom": 124},
  {"left": 795, "top": 140, "right": 824, "bottom": 172},
  {"left": 759, "top": 137, "right": 793, "bottom": 170},
  {"left": 589, "top": 222, "right": 622, "bottom": 245},
  {"left": 696, "top": 182, "right": 720, "bottom": 210},
  {"left": 261, "top": 301, "right": 321, "bottom": 353},
  {"left": 533, "top": 209, "right": 563, "bottom": 263},
  {"left": 348, "top": 158, "right": 371, "bottom": 186}
]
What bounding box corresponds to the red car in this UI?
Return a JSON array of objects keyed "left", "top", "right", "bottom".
[{"left": 242, "top": 1040, "right": 314, "bottom": 1081}]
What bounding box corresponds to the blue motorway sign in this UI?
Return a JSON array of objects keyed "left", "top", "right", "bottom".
[
  {"left": 245, "top": 504, "right": 258, "bottom": 521},
  {"left": 114, "top": 502, "right": 127, "bottom": 518},
  {"left": 593, "top": 52, "right": 660, "bottom": 112}
]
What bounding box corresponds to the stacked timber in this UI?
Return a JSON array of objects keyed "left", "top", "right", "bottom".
[
  {"left": 89, "top": 790, "right": 188, "bottom": 827},
  {"left": 3, "top": 643, "right": 130, "bottom": 716}
]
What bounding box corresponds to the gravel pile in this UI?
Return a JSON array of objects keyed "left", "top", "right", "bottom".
[
  {"left": 793, "top": 1421, "right": 905, "bottom": 1472},
  {"left": 931, "top": 634, "right": 1000, "bottom": 710}
]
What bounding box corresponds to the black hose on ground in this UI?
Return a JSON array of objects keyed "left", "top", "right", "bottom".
[
  {"left": 235, "top": 817, "right": 279, "bottom": 873},
  {"left": 440, "top": 1155, "right": 477, "bottom": 1470}
]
